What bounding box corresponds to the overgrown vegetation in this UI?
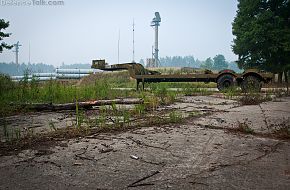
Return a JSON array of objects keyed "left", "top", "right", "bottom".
[
  {"left": 1, "top": 69, "right": 287, "bottom": 144},
  {"left": 238, "top": 92, "right": 272, "bottom": 105},
  {"left": 0, "top": 71, "right": 188, "bottom": 142},
  {"left": 0, "top": 73, "right": 138, "bottom": 116},
  {"left": 237, "top": 119, "right": 254, "bottom": 134},
  {"left": 0, "top": 70, "right": 219, "bottom": 116},
  {"left": 272, "top": 118, "right": 290, "bottom": 139},
  {"left": 0, "top": 74, "right": 201, "bottom": 144},
  {"left": 220, "top": 85, "right": 275, "bottom": 105},
  {"left": 222, "top": 86, "right": 240, "bottom": 99},
  {"left": 168, "top": 111, "right": 183, "bottom": 123}
]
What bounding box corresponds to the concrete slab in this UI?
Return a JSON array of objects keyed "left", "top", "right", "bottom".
[{"left": 0, "top": 95, "right": 289, "bottom": 189}]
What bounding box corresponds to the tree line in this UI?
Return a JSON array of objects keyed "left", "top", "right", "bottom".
[
  {"left": 0, "top": 62, "right": 94, "bottom": 76},
  {"left": 140, "top": 54, "right": 243, "bottom": 73},
  {"left": 0, "top": 62, "right": 55, "bottom": 76},
  {"left": 1, "top": 55, "right": 242, "bottom": 76}
]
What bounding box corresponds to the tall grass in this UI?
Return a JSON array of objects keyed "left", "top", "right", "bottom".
[
  {"left": 1, "top": 71, "right": 212, "bottom": 116},
  {"left": 0, "top": 74, "right": 140, "bottom": 116}
]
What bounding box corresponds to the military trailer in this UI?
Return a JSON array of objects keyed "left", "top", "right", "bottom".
[{"left": 92, "top": 60, "right": 273, "bottom": 92}]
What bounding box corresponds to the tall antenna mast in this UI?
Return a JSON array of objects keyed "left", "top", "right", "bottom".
[
  {"left": 132, "top": 19, "right": 135, "bottom": 63},
  {"left": 118, "top": 29, "right": 120, "bottom": 64}
]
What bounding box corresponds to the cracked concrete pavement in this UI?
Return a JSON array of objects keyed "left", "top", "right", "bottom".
[{"left": 0, "top": 95, "right": 289, "bottom": 189}]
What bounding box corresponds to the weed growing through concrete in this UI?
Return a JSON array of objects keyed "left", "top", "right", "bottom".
[
  {"left": 188, "top": 110, "right": 200, "bottom": 117},
  {"left": 237, "top": 119, "right": 254, "bottom": 134},
  {"left": 3, "top": 121, "right": 9, "bottom": 141},
  {"left": 122, "top": 109, "right": 131, "bottom": 127},
  {"left": 222, "top": 86, "right": 240, "bottom": 99},
  {"left": 183, "top": 86, "right": 213, "bottom": 96},
  {"left": 14, "top": 128, "right": 21, "bottom": 140},
  {"left": 168, "top": 111, "right": 183, "bottom": 123},
  {"left": 49, "top": 121, "right": 57, "bottom": 131},
  {"left": 239, "top": 92, "right": 272, "bottom": 105},
  {"left": 134, "top": 104, "right": 145, "bottom": 116},
  {"left": 272, "top": 118, "right": 290, "bottom": 139}
]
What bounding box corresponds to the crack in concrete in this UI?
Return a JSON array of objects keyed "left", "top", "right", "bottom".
[
  {"left": 141, "top": 142, "right": 282, "bottom": 187},
  {"left": 258, "top": 104, "right": 270, "bottom": 131}
]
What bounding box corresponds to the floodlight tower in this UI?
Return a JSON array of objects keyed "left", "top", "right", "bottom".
[{"left": 151, "top": 12, "right": 161, "bottom": 67}]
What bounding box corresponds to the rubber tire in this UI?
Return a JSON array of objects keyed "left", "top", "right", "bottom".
[
  {"left": 217, "top": 74, "right": 236, "bottom": 91},
  {"left": 241, "top": 75, "right": 262, "bottom": 93}
]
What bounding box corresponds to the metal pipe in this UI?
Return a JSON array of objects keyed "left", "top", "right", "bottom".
[{"left": 56, "top": 69, "right": 100, "bottom": 74}]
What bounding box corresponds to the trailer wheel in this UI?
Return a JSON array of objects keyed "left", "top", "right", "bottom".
[
  {"left": 241, "top": 75, "right": 262, "bottom": 93},
  {"left": 217, "top": 74, "right": 236, "bottom": 91}
]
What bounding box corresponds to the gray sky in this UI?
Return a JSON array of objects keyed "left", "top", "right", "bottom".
[{"left": 0, "top": 0, "right": 238, "bottom": 66}]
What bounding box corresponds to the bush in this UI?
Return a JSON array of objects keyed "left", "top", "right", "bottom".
[{"left": 0, "top": 74, "right": 15, "bottom": 95}]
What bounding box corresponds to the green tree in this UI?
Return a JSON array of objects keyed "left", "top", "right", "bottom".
[
  {"left": 201, "top": 57, "right": 213, "bottom": 70},
  {"left": 232, "top": 0, "right": 290, "bottom": 81},
  {"left": 213, "top": 54, "right": 228, "bottom": 71},
  {"left": 0, "top": 19, "right": 12, "bottom": 53},
  {"left": 228, "top": 61, "right": 243, "bottom": 73}
]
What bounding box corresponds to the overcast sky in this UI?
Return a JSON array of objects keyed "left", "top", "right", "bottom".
[{"left": 0, "top": 0, "right": 238, "bottom": 66}]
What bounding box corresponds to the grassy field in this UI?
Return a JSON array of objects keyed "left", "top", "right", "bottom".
[
  {"left": 3, "top": 68, "right": 288, "bottom": 117},
  {"left": 0, "top": 70, "right": 219, "bottom": 116},
  {"left": 9, "top": 68, "right": 290, "bottom": 119},
  {"left": 0, "top": 73, "right": 134, "bottom": 116}
]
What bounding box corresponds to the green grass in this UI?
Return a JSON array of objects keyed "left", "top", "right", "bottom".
[
  {"left": 222, "top": 86, "right": 241, "bottom": 98},
  {"left": 0, "top": 70, "right": 216, "bottom": 117},
  {"left": 0, "top": 72, "right": 180, "bottom": 116},
  {"left": 146, "top": 81, "right": 216, "bottom": 89},
  {"left": 0, "top": 73, "right": 140, "bottom": 116},
  {"left": 168, "top": 111, "right": 183, "bottom": 123}
]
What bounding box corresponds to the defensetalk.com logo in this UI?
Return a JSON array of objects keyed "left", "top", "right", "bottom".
[{"left": 0, "top": 0, "right": 64, "bottom": 6}]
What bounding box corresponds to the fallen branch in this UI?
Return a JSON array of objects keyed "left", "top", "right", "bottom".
[
  {"left": 13, "top": 98, "right": 144, "bottom": 111},
  {"left": 128, "top": 171, "right": 160, "bottom": 187}
]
